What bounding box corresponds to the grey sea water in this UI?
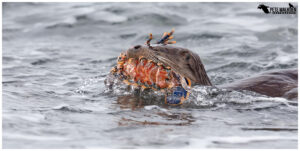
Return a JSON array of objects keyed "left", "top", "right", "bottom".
[{"left": 2, "top": 2, "right": 298, "bottom": 149}]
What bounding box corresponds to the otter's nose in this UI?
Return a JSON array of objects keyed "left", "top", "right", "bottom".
[{"left": 134, "top": 45, "right": 141, "bottom": 49}]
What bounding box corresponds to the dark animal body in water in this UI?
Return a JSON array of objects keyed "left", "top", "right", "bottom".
[
  {"left": 220, "top": 69, "right": 298, "bottom": 100},
  {"left": 106, "top": 29, "right": 298, "bottom": 104}
]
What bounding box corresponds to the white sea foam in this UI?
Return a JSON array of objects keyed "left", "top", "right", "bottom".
[
  {"left": 144, "top": 105, "right": 169, "bottom": 113},
  {"left": 188, "top": 135, "right": 298, "bottom": 148},
  {"left": 3, "top": 113, "right": 45, "bottom": 123},
  {"left": 3, "top": 133, "right": 69, "bottom": 141}
]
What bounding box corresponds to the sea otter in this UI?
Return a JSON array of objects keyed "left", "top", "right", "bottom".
[{"left": 106, "top": 29, "right": 298, "bottom": 104}]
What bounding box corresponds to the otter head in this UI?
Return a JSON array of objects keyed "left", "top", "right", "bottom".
[{"left": 125, "top": 43, "right": 212, "bottom": 86}]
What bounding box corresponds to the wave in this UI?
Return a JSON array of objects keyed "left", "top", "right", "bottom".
[
  {"left": 126, "top": 13, "right": 187, "bottom": 26},
  {"left": 53, "top": 104, "right": 92, "bottom": 113}
]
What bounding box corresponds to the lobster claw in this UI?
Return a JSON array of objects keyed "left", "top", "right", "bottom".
[{"left": 157, "top": 28, "right": 175, "bottom": 45}]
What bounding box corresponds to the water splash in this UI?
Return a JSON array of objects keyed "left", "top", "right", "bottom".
[
  {"left": 75, "top": 75, "right": 106, "bottom": 95},
  {"left": 104, "top": 78, "right": 295, "bottom": 110},
  {"left": 184, "top": 85, "right": 295, "bottom": 109}
]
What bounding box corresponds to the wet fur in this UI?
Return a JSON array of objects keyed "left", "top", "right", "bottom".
[{"left": 220, "top": 69, "right": 298, "bottom": 100}]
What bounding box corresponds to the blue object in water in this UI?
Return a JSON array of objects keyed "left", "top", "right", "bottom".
[{"left": 166, "top": 87, "right": 188, "bottom": 104}]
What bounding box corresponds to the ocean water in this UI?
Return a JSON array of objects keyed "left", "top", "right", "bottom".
[{"left": 2, "top": 2, "right": 298, "bottom": 149}]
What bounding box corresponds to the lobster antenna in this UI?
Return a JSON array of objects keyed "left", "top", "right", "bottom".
[{"left": 145, "top": 33, "right": 153, "bottom": 47}]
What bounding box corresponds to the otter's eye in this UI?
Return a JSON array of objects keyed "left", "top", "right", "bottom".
[
  {"left": 134, "top": 45, "right": 141, "bottom": 49},
  {"left": 185, "top": 55, "right": 190, "bottom": 61}
]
